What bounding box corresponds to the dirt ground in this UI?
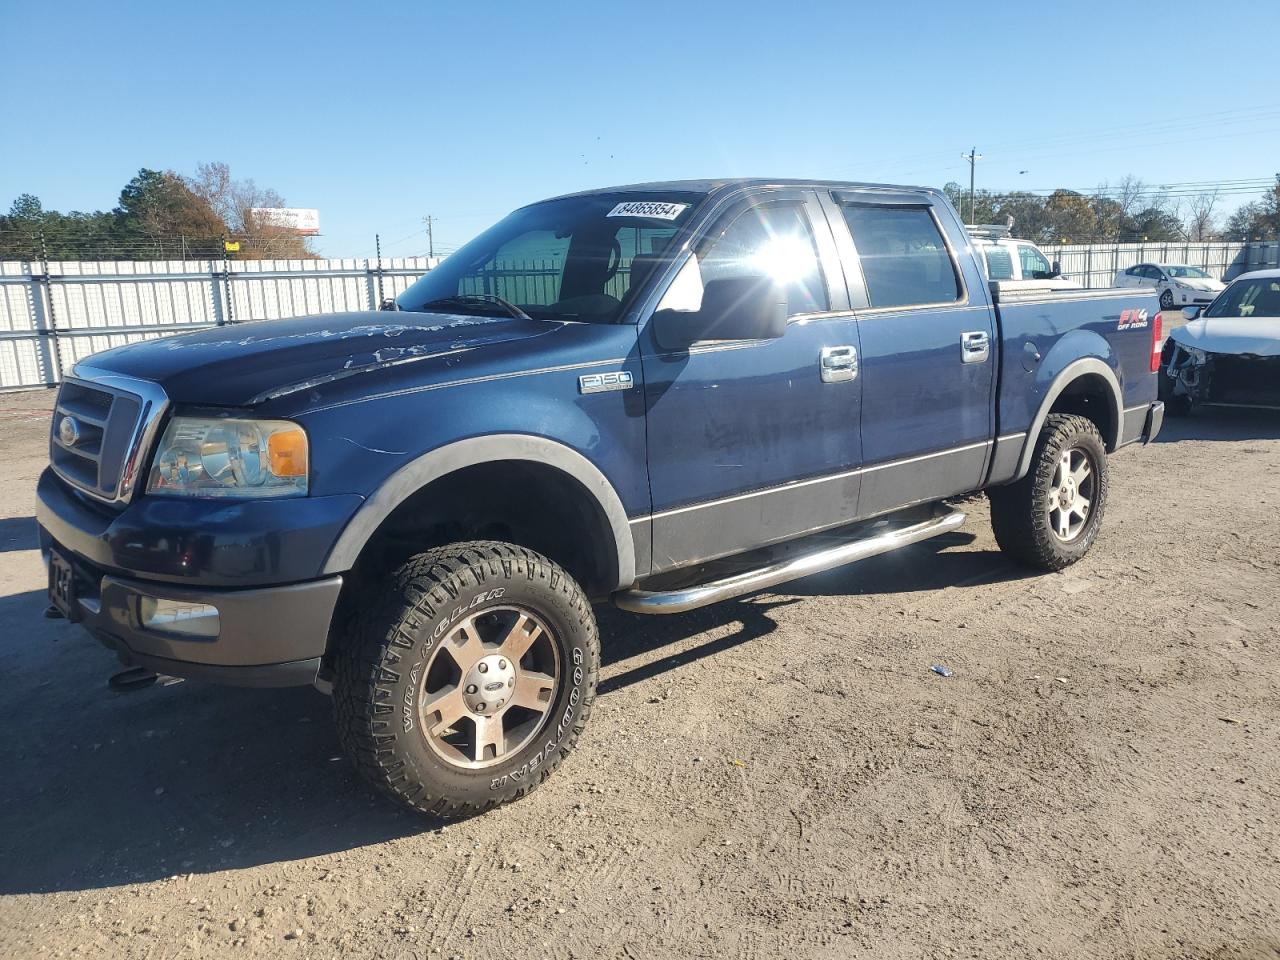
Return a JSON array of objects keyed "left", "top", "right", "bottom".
[{"left": 1, "top": 386, "right": 1278, "bottom": 960}]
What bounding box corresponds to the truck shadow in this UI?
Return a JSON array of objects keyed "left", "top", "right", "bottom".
[
  {"left": 0, "top": 588, "right": 430, "bottom": 896},
  {"left": 0, "top": 533, "right": 1027, "bottom": 896},
  {"left": 0, "top": 516, "right": 38, "bottom": 553},
  {"left": 1153, "top": 408, "right": 1280, "bottom": 443},
  {"left": 598, "top": 533, "right": 1033, "bottom": 691}
]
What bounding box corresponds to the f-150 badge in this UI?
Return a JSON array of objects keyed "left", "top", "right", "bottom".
[{"left": 579, "top": 371, "right": 634, "bottom": 394}]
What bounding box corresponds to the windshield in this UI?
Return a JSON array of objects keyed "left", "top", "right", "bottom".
[
  {"left": 1166, "top": 265, "right": 1210, "bottom": 279},
  {"left": 396, "top": 191, "right": 705, "bottom": 323},
  {"left": 1204, "top": 277, "right": 1280, "bottom": 319}
]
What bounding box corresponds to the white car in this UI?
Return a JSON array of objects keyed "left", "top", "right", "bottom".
[
  {"left": 1159, "top": 268, "right": 1280, "bottom": 415},
  {"left": 1114, "top": 262, "right": 1224, "bottom": 311},
  {"left": 967, "top": 225, "right": 1082, "bottom": 291}
]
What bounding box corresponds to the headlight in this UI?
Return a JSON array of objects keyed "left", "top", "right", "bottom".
[{"left": 147, "top": 417, "right": 308, "bottom": 498}]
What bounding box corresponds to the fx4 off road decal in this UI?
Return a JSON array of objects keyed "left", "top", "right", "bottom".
[{"left": 1117, "top": 308, "right": 1150, "bottom": 330}]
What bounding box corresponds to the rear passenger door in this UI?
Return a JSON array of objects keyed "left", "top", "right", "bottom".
[{"left": 821, "top": 190, "right": 996, "bottom": 518}]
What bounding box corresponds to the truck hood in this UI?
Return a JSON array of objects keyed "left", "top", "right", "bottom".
[
  {"left": 1169, "top": 316, "right": 1280, "bottom": 357},
  {"left": 77, "top": 311, "right": 560, "bottom": 406}
]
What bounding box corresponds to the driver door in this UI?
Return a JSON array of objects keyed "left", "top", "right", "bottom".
[{"left": 638, "top": 189, "right": 863, "bottom": 573}]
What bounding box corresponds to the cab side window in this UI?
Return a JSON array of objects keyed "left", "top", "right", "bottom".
[{"left": 841, "top": 205, "right": 961, "bottom": 309}]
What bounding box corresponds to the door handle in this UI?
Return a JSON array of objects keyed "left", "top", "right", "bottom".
[
  {"left": 820, "top": 345, "right": 858, "bottom": 383},
  {"left": 961, "top": 331, "right": 990, "bottom": 364}
]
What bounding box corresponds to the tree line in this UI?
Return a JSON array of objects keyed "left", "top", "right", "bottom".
[
  {"left": 944, "top": 174, "right": 1280, "bottom": 244},
  {"left": 0, "top": 163, "right": 316, "bottom": 261}
]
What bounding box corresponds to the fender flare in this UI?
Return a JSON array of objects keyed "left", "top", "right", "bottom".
[
  {"left": 321, "top": 434, "right": 636, "bottom": 589},
  {"left": 1013, "top": 357, "right": 1123, "bottom": 481}
]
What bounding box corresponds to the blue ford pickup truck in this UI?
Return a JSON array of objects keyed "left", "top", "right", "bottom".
[{"left": 36, "top": 179, "right": 1164, "bottom": 816}]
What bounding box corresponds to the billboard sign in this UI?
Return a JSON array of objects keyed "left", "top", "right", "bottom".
[{"left": 250, "top": 207, "right": 320, "bottom": 235}]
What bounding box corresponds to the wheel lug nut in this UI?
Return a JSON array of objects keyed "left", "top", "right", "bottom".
[
  {"left": 496, "top": 699, "right": 504, "bottom": 708},
  {"left": 466, "top": 684, "right": 477, "bottom": 695},
  {"left": 499, "top": 659, "right": 507, "bottom": 670},
  {"left": 475, "top": 703, "right": 485, "bottom": 712},
  {"left": 478, "top": 663, "right": 488, "bottom": 674},
  {"left": 507, "top": 678, "right": 514, "bottom": 688}
]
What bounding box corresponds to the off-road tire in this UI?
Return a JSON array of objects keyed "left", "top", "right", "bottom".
[
  {"left": 988, "top": 414, "right": 1109, "bottom": 570},
  {"left": 1159, "top": 288, "right": 1175, "bottom": 310},
  {"left": 333, "top": 541, "right": 599, "bottom": 818}
]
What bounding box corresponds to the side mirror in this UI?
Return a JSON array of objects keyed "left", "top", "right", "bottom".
[
  {"left": 1051, "top": 260, "right": 1062, "bottom": 277},
  {"left": 651, "top": 276, "right": 787, "bottom": 350},
  {"left": 1181, "top": 306, "right": 1202, "bottom": 321}
]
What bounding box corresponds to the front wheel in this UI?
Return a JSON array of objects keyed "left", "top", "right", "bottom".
[
  {"left": 989, "top": 414, "right": 1109, "bottom": 570},
  {"left": 333, "top": 541, "right": 599, "bottom": 817},
  {"left": 1159, "top": 288, "right": 1175, "bottom": 310}
]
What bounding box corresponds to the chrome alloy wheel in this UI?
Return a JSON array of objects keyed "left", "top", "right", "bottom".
[
  {"left": 1047, "top": 446, "right": 1096, "bottom": 542},
  {"left": 418, "top": 606, "right": 561, "bottom": 769}
]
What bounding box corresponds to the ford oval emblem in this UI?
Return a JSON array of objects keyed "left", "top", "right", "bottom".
[{"left": 58, "top": 416, "right": 81, "bottom": 447}]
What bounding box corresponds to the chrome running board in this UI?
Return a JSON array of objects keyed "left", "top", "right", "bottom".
[{"left": 613, "top": 510, "right": 966, "bottom": 615}]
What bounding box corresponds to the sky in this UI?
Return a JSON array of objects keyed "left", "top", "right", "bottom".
[{"left": 3, "top": 0, "right": 1277, "bottom": 259}]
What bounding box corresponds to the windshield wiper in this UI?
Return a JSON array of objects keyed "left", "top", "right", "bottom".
[{"left": 415, "top": 294, "right": 534, "bottom": 322}]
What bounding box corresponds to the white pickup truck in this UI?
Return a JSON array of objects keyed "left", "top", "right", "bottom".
[{"left": 967, "top": 224, "right": 1082, "bottom": 291}]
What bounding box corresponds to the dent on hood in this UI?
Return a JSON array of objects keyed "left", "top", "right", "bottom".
[
  {"left": 157, "top": 316, "right": 498, "bottom": 352},
  {"left": 249, "top": 344, "right": 477, "bottom": 404}
]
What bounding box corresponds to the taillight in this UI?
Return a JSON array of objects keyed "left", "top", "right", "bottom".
[{"left": 1150, "top": 312, "right": 1163, "bottom": 372}]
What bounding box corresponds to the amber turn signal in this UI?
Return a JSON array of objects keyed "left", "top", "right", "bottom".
[{"left": 268, "top": 428, "right": 308, "bottom": 478}]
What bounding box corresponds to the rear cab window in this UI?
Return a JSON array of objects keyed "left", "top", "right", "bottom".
[{"left": 981, "top": 244, "right": 1015, "bottom": 281}]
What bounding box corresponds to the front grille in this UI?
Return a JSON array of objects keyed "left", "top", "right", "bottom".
[{"left": 51, "top": 380, "right": 145, "bottom": 502}]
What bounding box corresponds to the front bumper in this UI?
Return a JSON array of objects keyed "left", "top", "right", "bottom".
[
  {"left": 35, "top": 467, "right": 362, "bottom": 586},
  {"left": 43, "top": 541, "right": 342, "bottom": 686},
  {"left": 1174, "top": 289, "right": 1218, "bottom": 305},
  {"left": 36, "top": 467, "right": 358, "bottom": 686}
]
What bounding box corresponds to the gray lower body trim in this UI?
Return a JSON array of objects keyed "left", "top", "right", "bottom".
[
  {"left": 855, "top": 441, "right": 991, "bottom": 520},
  {"left": 1119, "top": 402, "right": 1153, "bottom": 447},
  {"left": 650, "top": 469, "right": 861, "bottom": 574},
  {"left": 987, "top": 432, "right": 1028, "bottom": 486},
  {"left": 643, "top": 440, "right": 991, "bottom": 574}
]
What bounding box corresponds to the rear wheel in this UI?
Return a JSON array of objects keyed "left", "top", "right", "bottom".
[
  {"left": 989, "top": 414, "right": 1109, "bottom": 570},
  {"left": 334, "top": 541, "right": 598, "bottom": 817}
]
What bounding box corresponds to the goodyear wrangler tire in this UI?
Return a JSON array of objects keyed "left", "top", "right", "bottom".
[
  {"left": 333, "top": 541, "right": 599, "bottom": 817},
  {"left": 988, "top": 413, "right": 1109, "bottom": 571}
]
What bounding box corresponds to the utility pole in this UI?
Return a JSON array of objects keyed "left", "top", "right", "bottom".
[
  {"left": 961, "top": 147, "right": 983, "bottom": 224},
  {"left": 423, "top": 215, "right": 435, "bottom": 259}
]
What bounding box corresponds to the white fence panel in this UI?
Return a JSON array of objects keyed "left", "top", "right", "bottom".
[
  {"left": 0, "top": 256, "right": 437, "bottom": 390},
  {"left": 1038, "top": 240, "right": 1280, "bottom": 289}
]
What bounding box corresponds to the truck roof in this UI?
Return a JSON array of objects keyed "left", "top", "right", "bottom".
[{"left": 540, "top": 178, "right": 941, "bottom": 204}]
